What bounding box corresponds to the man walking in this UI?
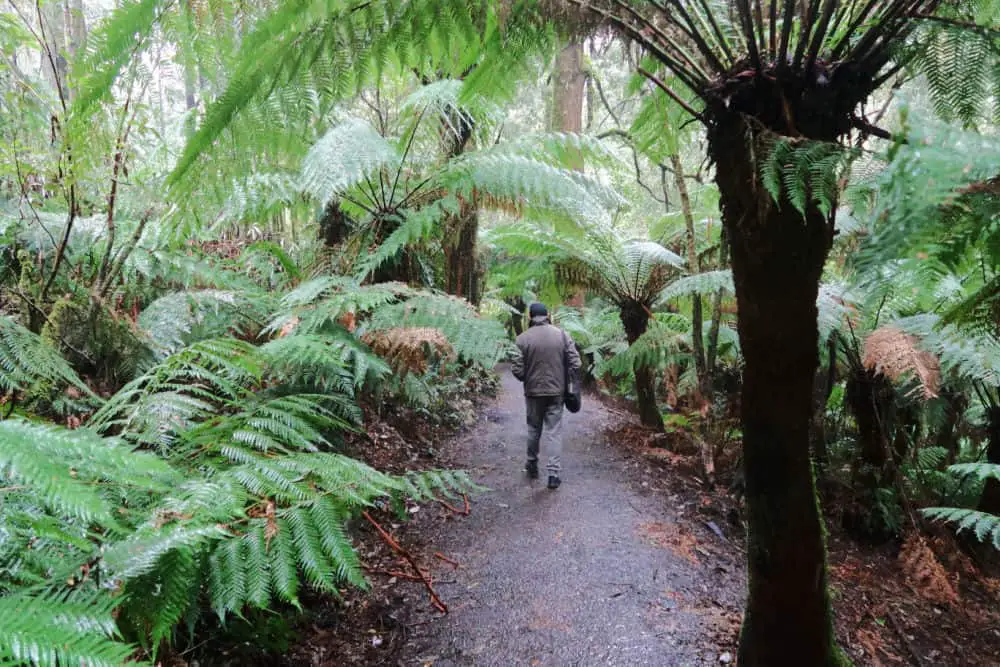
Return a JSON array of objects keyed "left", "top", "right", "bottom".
[{"left": 511, "top": 303, "right": 582, "bottom": 489}]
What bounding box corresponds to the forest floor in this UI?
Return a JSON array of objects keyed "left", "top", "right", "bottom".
[{"left": 262, "top": 367, "right": 1000, "bottom": 667}]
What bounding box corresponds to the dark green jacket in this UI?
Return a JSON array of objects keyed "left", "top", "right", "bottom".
[{"left": 512, "top": 316, "right": 582, "bottom": 397}]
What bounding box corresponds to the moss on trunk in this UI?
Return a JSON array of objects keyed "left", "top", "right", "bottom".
[
  {"left": 620, "top": 300, "right": 663, "bottom": 431},
  {"left": 708, "top": 104, "right": 847, "bottom": 666}
]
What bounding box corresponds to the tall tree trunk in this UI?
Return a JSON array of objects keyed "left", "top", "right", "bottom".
[
  {"left": 506, "top": 296, "right": 525, "bottom": 338},
  {"left": 845, "top": 368, "right": 893, "bottom": 475},
  {"left": 444, "top": 200, "right": 481, "bottom": 304},
  {"left": 937, "top": 389, "right": 966, "bottom": 468},
  {"left": 978, "top": 406, "right": 1000, "bottom": 515},
  {"left": 442, "top": 107, "right": 481, "bottom": 304},
  {"left": 552, "top": 39, "right": 587, "bottom": 307},
  {"left": 670, "top": 153, "right": 707, "bottom": 401},
  {"left": 708, "top": 113, "right": 844, "bottom": 666},
  {"left": 620, "top": 300, "right": 663, "bottom": 431}
]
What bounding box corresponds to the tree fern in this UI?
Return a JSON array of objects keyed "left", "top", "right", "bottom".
[
  {"left": 0, "top": 589, "right": 138, "bottom": 667},
  {"left": 922, "top": 505, "right": 1000, "bottom": 550},
  {"left": 758, "top": 136, "right": 859, "bottom": 216},
  {"left": 0, "top": 317, "right": 93, "bottom": 397},
  {"left": 657, "top": 269, "right": 734, "bottom": 304}
]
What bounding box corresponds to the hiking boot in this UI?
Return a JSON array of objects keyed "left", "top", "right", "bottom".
[
  {"left": 547, "top": 475, "right": 561, "bottom": 490},
  {"left": 525, "top": 461, "right": 539, "bottom": 479}
]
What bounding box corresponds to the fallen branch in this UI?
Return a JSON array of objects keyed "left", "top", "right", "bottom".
[
  {"left": 434, "top": 552, "right": 460, "bottom": 568},
  {"left": 438, "top": 494, "right": 471, "bottom": 516},
  {"left": 362, "top": 566, "right": 424, "bottom": 582},
  {"left": 362, "top": 511, "right": 448, "bottom": 613}
]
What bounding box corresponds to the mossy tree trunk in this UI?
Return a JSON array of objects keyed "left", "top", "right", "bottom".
[
  {"left": 707, "top": 101, "right": 847, "bottom": 666},
  {"left": 978, "top": 406, "right": 1000, "bottom": 515},
  {"left": 552, "top": 39, "right": 587, "bottom": 308},
  {"left": 620, "top": 300, "right": 663, "bottom": 431},
  {"left": 442, "top": 107, "right": 481, "bottom": 305}
]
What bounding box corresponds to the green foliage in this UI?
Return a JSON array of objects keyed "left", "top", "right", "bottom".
[
  {"left": 0, "top": 590, "right": 138, "bottom": 667},
  {"left": 923, "top": 506, "right": 1000, "bottom": 550},
  {"left": 759, "top": 137, "right": 859, "bottom": 216},
  {"left": 657, "top": 269, "right": 733, "bottom": 304},
  {"left": 0, "top": 317, "right": 91, "bottom": 397},
  {"left": 909, "top": 1, "right": 1000, "bottom": 127},
  {"left": 1, "top": 332, "right": 479, "bottom": 660},
  {"left": 487, "top": 221, "right": 683, "bottom": 306}
]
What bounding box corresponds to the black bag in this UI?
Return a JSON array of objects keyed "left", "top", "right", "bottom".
[{"left": 562, "top": 331, "right": 582, "bottom": 413}]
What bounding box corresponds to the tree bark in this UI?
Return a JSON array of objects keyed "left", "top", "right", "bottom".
[
  {"left": 552, "top": 39, "right": 587, "bottom": 307},
  {"left": 709, "top": 112, "right": 844, "bottom": 666},
  {"left": 442, "top": 106, "right": 481, "bottom": 305},
  {"left": 936, "top": 389, "right": 966, "bottom": 468},
  {"left": 620, "top": 300, "right": 663, "bottom": 431},
  {"left": 978, "top": 406, "right": 1000, "bottom": 515},
  {"left": 845, "top": 368, "right": 893, "bottom": 473}
]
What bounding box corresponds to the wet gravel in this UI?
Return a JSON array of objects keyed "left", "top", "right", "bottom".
[{"left": 400, "top": 370, "right": 744, "bottom": 667}]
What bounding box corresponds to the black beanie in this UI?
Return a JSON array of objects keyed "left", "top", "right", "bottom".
[{"left": 529, "top": 302, "right": 548, "bottom": 317}]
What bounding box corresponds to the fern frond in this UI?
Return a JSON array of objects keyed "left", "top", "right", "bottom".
[
  {"left": 922, "top": 507, "right": 1000, "bottom": 550},
  {"left": 657, "top": 269, "right": 734, "bottom": 305},
  {"left": 301, "top": 118, "right": 400, "bottom": 206},
  {"left": 0, "top": 317, "right": 92, "bottom": 397},
  {"left": 0, "top": 589, "right": 137, "bottom": 667}
]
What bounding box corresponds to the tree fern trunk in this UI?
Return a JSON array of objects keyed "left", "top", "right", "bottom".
[
  {"left": 708, "top": 111, "right": 845, "bottom": 667},
  {"left": 442, "top": 107, "right": 480, "bottom": 305},
  {"left": 978, "top": 406, "right": 1000, "bottom": 515},
  {"left": 444, "top": 200, "right": 480, "bottom": 305},
  {"left": 620, "top": 301, "right": 663, "bottom": 431}
]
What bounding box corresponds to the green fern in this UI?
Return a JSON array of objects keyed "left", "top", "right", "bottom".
[
  {"left": 0, "top": 589, "right": 139, "bottom": 667},
  {"left": 758, "top": 137, "right": 859, "bottom": 216},
  {"left": 0, "top": 317, "right": 93, "bottom": 397},
  {"left": 922, "top": 507, "right": 1000, "bottom": 550},
  {"left": 657, "top": 269, "right": 734, "bottom": 304}
]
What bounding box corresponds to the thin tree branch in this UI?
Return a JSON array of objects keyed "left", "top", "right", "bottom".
[
  {"left": 659, "top": 0, "right": 729, "bottom": 73},
  {"left": 831, "top": 0, "right": 882, "bottom": 59},
  {"left": 768, "top": 0, "right": 778, "bottom": 58},
  {"left": 850, "top": 114, "right": 893, "bottom": 141},
  {"left": 777, "top": 0, "right": 797, "bottom": 73},
  {"left": 12, "top": 150, "right": 57, "bottom": 249},
  {"left": 694, "top": 0, "right": 736, "bottom": 65},
  {"left": 597, "top": 130, "right": 665, "bottom": 202},
  {"left": 793, "top": 0, "right": 822, "bottom": 71},
  {"left": 565, "top": 0, "right": 708, "bottom": 94},
  {"left": 752, "top": 0, "right": 767, "bottom": 61},
  {"left": 100, "top": 209, "right": 153, "bottom": 301},
  {"left": 637, "top": 67, "right": 704, "bottom": 121},
  {"left": 389, "top": 105, "right": 426, "bottom": 205},
  {"left": 805, "top": 0, "right": 838, "bottom": 74},
  {"left": 735, "top": 0, "right": 762, "bottom": 70}
]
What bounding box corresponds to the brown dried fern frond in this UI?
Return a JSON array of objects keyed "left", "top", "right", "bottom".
[
  {"left": 898, "top": 533, "right": 959, "bottom": 607},
  {"left": 862, "top": 327, "right": 941, "bottom": 400},
  {"left": 361, "top": 327, "right": 455, "bottom": 377}
]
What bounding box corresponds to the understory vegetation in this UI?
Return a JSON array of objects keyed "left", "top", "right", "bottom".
[{"left": 1, "top": 0, "right": 1000, "bottom": 664}]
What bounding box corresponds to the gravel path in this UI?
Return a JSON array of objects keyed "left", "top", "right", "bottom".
[{"left": 400, "top": 369, "right": 744, "bottom": 667}]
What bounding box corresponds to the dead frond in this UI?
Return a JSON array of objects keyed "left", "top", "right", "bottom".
[
  {"left": 898, "top": 533, "right": 959, "bottom": 607},
  {"left": 862, "top": 327, "right": 941, "bottom": 400},
  {"left": 361, "top": 327, "right": 455, "bottom": 377}
]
